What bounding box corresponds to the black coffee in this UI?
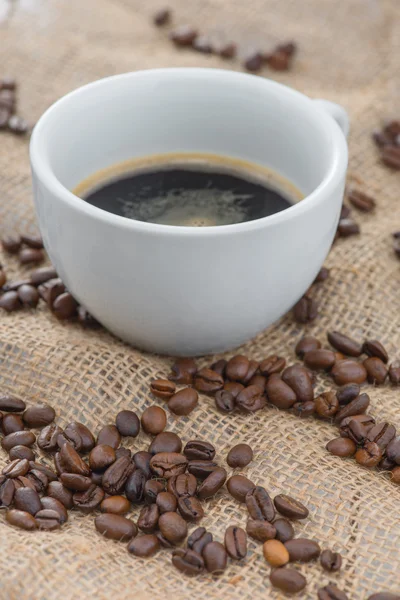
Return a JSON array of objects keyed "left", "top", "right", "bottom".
[{"left": 77, "top": 155, "right": 300, "bottom": 227}]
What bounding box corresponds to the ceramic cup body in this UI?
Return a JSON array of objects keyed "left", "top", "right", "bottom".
[{"left": 30, "top": 68, "right": 348, "bottom": 356}]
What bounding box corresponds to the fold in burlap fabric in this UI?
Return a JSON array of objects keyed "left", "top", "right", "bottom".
[{"left": 1, "top": 0, "right": 399, "bottom": 598}]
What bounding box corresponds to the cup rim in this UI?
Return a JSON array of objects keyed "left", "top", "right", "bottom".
[{"left": 30, "top": 68, "right": 348, "bottom": 238}]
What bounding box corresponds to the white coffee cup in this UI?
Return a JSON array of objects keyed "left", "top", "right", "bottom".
[{"left": 30, "top": 68, "right": 348, "bottom": 356}]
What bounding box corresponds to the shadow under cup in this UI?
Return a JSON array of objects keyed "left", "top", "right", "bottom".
[{"left": 30, "top": 69, "right": 347, "bottom": 355}]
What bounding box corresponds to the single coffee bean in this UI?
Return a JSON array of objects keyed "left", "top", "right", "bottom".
[
  {"left": 259, "top": 355, "right": 286, "bottom": 376},
  {"left": 89, "top": 444, "right": 116, "bottom": 472},
  {"left": 284, "top": 538, "right": 321, "bottom": 562},
  {"left": 366, "top": 422, "right": 396, "bottom": 451},
  {"left": 73, "top": 484, "right": 105, "bottom": 513},
  {"left": 337, "top": 383, "right": 360, "bottom": 405},
  {"left": 274, "top": 494, "right": 309, "bottom": 519},
  {"left": 127, "top": 534, "right": 159, "bottom": 557},
  {"left": 293, "top": 400, "right": 316, "bottom": 417},
  {"left": 153, "top": 7, "right": 170, "bottom": 26},
  {"left": 236, "top": 385, "right": 266, "bottom": 412},
  {"left": 246, "top": 518, "right": 276, "bottom": 542},
  {"left": 133, "top": 451, "right": 153, "bottom": 478},
  {"left": 2, "top": 430, "right": 35, "bottom": 451},
  {"left": 315, "top": 391, "right": 339, "bottom": 418},
  {"left": 18, "top": 284, "right": 39, "bottom": 307},
  {"left": 170, "top": 25, "right": 198, "bottom": 46},
  {"left": 167, "top": 473, "right": 197, "bottom": 498},
  {"left": 2, "top": 413, "right": 24, "bottom": 435},
  {"left": 172, "top": 548, "right": 204, "bottom": 575},
  {"left": 282, "top": 365, "right": 314, "bottom": 402},
  {"left": 320, "top": 549, "right": 342, "bottom": 572},
  {"left": 386, "top": 436, "right": 400, "bottom": 465},
  {"left": 30, "top": 266, "right": 57, "bottom": 285},
  {"left": 115, "top": 447, "right": 131, "bottom": 460},
  {"left": 169, "top": 358, "right": 197, "bottom": 384},
  {"left": 60, "top": 473, "right": 92, "bottom": 491},
  {"left": 9, "top": 445, "right": 36, "bottom": 461},
  {"left": 210, "top": 359, "right": 227, "bottom": 378},
  {"left": 327, "top": 331, "right": 362, "bottom": 357},
  {"left": 187, "top": 460, "right": 219, "bottom": 480},
  {"left": 348, "top": 189, "right": 376, "bottom": 212},
  {"left": 326, "top": 437, "right": 357, "bottom": 457},
  {"left": 266, "top": 375, "right": 297, "bottom": 409},
  {"left": 337, "top": 218, "right": 360, "bottom": 237},
  {"left": 64, "top": 422, "right": 95, "bottom": 453},
  {"left": 0, "top": 477, "right": 15, "bottom": 506},
  {"left": 23, "top": 404, "right": 55, "bottom": 429},
  {"left": 223, "top": 381, "right": 245, "bottom": 398},
  {"left": 97, "top": 425, "right": 121, "bottom": 449},
  {"left": 194, "top": 368, "right": 224, "bottom": 394},
  {"left": 19, "top": 248, "right": 44, "bottom": 265},
  {"left": 150, "top": 379, "right": 176, "bottom": 400},
  {"left": 0, "top": 290, "right": 20, "bottom": 312},
  {"left": 304, "top": 349, "right": 336, "bottom": 371},
  {"left": 2, "top": 458, "right": 29, "bottom": 478},
  {"left": 248, "top": 374, "right": 267, "bottom": 390},
  {"left": 148, "top": 432, "right": 182, "bottom": 455},
  {"left": 168, "top": 388, "right": 198, "bottom": 416},
  {"left": 137, "top": 504, "right": 160, "bottom": 533},
  {"left": 125, "top": 469, "right": 147, "bottom": 503},
  {"left": 102, "top": 456, "right": 135, "bottom": 495},
  {"left": 246, "top": 486, "right": 275, "bottom": 521},
  {"left": 389, "top": 360, "right": 400, "bottom": 384},
  {"left": 224, "top": 525, "right": 247, "bottom": 560},
  {"left": 227, "top": 475, "right": 256, "bottom": 503},
  {"left": 363, "top": 339, "right": 389, "bottom": 363},
  {"left": 187, "top": 527, "right": 213, "bottom": 554},
  {"left": 364, "top": 357, "right": 388, "bottom": 384},
  {"left": 47, "top": 481, "right": 73, "bottom": 509},
  {"left": 225, "top": 355, "right": 250, "bottom": 382},
  {"left": 6, "top": 509, "right": 37, "bottom": 531},
  {"left": 203, "top": 541, "right": 228, "bottom": 574},
  {"left": 219, "top": 42, "right": 237, "bottom": 59},
  {"left": 263, "top": 539, "right": 289, "bottom": 567},
  {"left": 335, "top": 393, "right": 370, "bottom": 423},
  {"left": 150, "top": 452, "right": 188, "bottom": 479},
  {"left": 178, "top": 496, "right": 204, "bottom": 522},
  {"left": 14, "top": 487, "right": 42, "bottom": 515},
  {"left": 331, "top": 359, "right": 367, "bottom": 385},
  {"left": 58, "top": 442, "right": 90, "bottom": 476},
  {"left": 52, "top": 292, "right": 77, "bottom": 319},
  {"left": 183, "top": 440, "right": 215, "bottom": 461},
  {"left": 141, "top": 406, "right": 167, "bottom": 435},
  {"left": 158, "top": 511, "right": 188, "bottom": 544},
  {"left": 0, "top": 395, "right": 26, "bottom": 412},
  {"left": 101, "top": 495, "right": 131, "bottom": 515},
  {"left": 40, "top": 497, "right": 68, "bottom": 524},
  {"left": 215, "top": 390, "right": 236, "bottom": 413},
  {"left": 244, "top": 52, "right": 263, "bottom": 72},
  {"left": 227, "top": 443, "right": 253, "bottom": 468},
  {"left": 2, "top": 234, "right": 21, "bottom": 253},
  {"left": 270, "top": 567, "right": 307, "bottom": 593},
  {"left": 95, "top": 513, "right": 137, "bottom": 541},
  {"left": 274, "top": 518, "right": 294, "bottom": 543},
  {"left": 295, "top": 336, "right": 321, "bottom": 358},
  {"left": 355, "top": 441, "right": 382, "bottom": 467},
  {"left": 37, "top": 278, "right": 65, "bottom": 306},
  {"left": 156, "top": 491, "right": 177, "bottom": 514},
  {"left": 37, "top": 424, "right": 63, "bottom": 452},
  {"left": 293, "top": 293, "right": 318, "bottom": 323},
  {"left": 318, "top": 584, "right": 348, "bottom": 600}
]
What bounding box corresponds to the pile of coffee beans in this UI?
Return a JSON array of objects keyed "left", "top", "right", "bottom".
[
  {"left": 372, "top": 119, "right": 400, "bottom": 170},
  {"left": 152, "top": 8, "right": 296, "bottom": 72},
  {"left": 0, "top": 78, "right": 30, "bottom": 136}
]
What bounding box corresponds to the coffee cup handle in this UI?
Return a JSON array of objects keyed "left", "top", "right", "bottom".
[{"left": 313, "top": 99, "right": 349, "bottom": 138}]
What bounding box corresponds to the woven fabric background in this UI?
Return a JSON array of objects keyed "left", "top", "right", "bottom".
[{"left": 1, "top": 0, "right": 400, "bottom": 598}]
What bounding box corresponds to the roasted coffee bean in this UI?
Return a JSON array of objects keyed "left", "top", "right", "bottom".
[
  {"left": 339, "top": 414, "right": 375, "bottom": 437},
  {"left": 6, "top": 509, "right": 37, "bottom": 531},
  {"left": 270, "top": 568, "right": 307, "bottom": 593},
  {"left": 73, "top": 484, "right": 104, "bottom": 513},
  {"left": 318, "top": 584, "right": 348, "bottom": 600},
  {"left": 274, "top": 518, "right": 294, "bottom": 543},
  {"left": 2, "top": 430, "right": 35, "bottom": 451},
  {"left": 244, "top": 52, "right": 263, "bottom": 72},
  {"left": 203, "top": 541, "right": 228, "bottom": 574},
  {"left": 391, "top": 466, "right": 400, "bottom": 484},
  {"left": 150, "top": 379, "right": 176, "bottom": 400},
  {"left": 320, "top": 549, "right": 342, "bottom": 572},
  {"left": 35, "top": 508, "right": 61, "bottom": 531},
  {"left": 304, "top": 349, "right": 336, "bottom": 371},
  {"left": 225, "top": 355, "right": 250, "bottom": 382},
  {"left": 141, "top": 406, "right": 167, "bottom": 435},
  {"left": 0, "top": 291, "right": 20, "bottom": 312},
  {"left": 246, "top": 518, "right": 276, "bottom": 542},
  {"left": 37, "top": 278, "right": 65, "bottom": 306},
  {"left": 91, "top": 472, "right": 103, "bottom": 486},
  {"left": 169, "top": 358, "right": 197, "bottom": 384},
  {"left": 150, "top": 452, "right": 187, "bottom": 479},
  {"left": 386, "top": 437, "right": 400, "bottom": 465},
  {"left": 58, "top": 442, "right": 90, "bottom": 476},
  {"left": 25, "top": 469, "right": 48, "bottom": 493},
  {"left": 335, "top": 393, "right": 370, "bottom": 423},
  {"left": 167, "top": 473, "right": 197, "bottom": 498},
  {"left": 210, "top": 359, "right": 227, "bottom": 378},
  {"left": 0, "top": 477, "right": 15, "bottom": 506},
  {"left": 64, "top": 422, "right": 95, "bottom": 452},
  {"left": 52, "top": 292, "right": 77, "bottom": 319},
  {"left": 14, "top": 487, "right": 42, "bottom": 515},
  {"left": 168, "top": 388, "right": 198, "bottom": 416},
  {"left": 248, "top": 374, "right": 267, "bottom": 390},
  {"left": 60, "top": 473, "right": 92, "bottom": 491},
  {"left": 137, "top": 504, "right": 160, "bottom": 533},
  {"left": 355, "top": 441, "right": 382, "bottom": 467},
  {"left": 23, "top": 404, "right": 55, "bottom": 429},
  {"left": 97, "top": 424, "right": 121, "bottom": 449},
  {"left": 2, "top": 234, "right": 21, "bottom": 253},
  {"left": 18, "top": 284, "right": 39, "bottom": 307},
  {"left": 102, "top": 456, "right": 135, "bottom": 495},
  {"left": 47, "top": 481, "right": 73, "bottom": 509},
  {"left": 184, "top": 440, "right": 215, "bottom": 461},
  {"left": 263, "top": 539, "right": 289, "bottom": 567},
  {"left": 293, "top": 294, "right": 318, "bottom": 323},
  {"left": 115, "top": 447, "right": 131, "bottom": 460},
  {"left": 227, "top": 475, "right": 255, "bottom": 503},
  {"left": 19, "top": 248, "right": 44, "bottom": 265},
  {"left": 366, "top": 423, "right": 396, "bottom": 451},
  {"left": 378, "top": 456, "right": 396, "bottom": 471},
  {"left": 389, "top": 360, "right": 400, "bottom": 384},
  {"left": 187, "top": 460, "right": 218, "bottom": 480},
  {"left": 40, "top": 497, "right": 68, "bottom": 524},
  {"left": 336, "top": 383, "right": 360, "bottom": 405},
  {"left": 2, "top": 458, "right": 29, "bottom": 478},
  {"left": 148, "top": 432, "right": 182, "bottom": 455},
  {"left": 0, "top": 395, "right": 26, "bottom": 412},
  {"left": 266, "top": 375, "right": 297, "bottom": 409},
  {"left": 159, "top": 511, "right": 188, "bottom": 544},
  {"left": 327, "top": 331, "right": 363, "bottom": 357},
  {"left": 172, "top": 548, "right": 204, "bottom": 575},
  {"left": 153, "top": 7, "right": 170, "bottom": 26},
  {"left": 89, "top": 444, "right": 116, "bottom": 472},
  {"left": 30, "top": 266, "right": 58, "bottom": 286},
  {"left": 295, "top": 336, "right": 321, "bottom": 358},
  {"left": 197, "top": 468, "right": 227, "bottom": 500},
  {"left": 194, "top": 368, "right": 224, "bottom": 394},
  {"left": 284, "top": 538, "right": 320, "bottom": 562},
  {"left": 282, "top": 365, "right": 314, "bottom": 402},
  {"left": 2, "top": 413, "right": 24, "bottom": 435},
  {"left": 227, "top": 443, "right": 253, "bottom": 468},
  {"left": 156, "top": 491, "right": 177, "bottom": 514},
  {"left": 326, "top": 437, "right": 357, "bottom": 457},
  {"left": 348, "top": 189, "right": 376, "bottom": 212},
  {"left": 293, "top": 400, "right": 316, "bottom": 417},
  {"left": 187, "top": 527, "right": 213, "bottom": 554},
  {"left": 223, "top": 381, "right": 245, "bottom": 398},
  {"left": 9, "top": 445, "right": 35, "bottom": 461},
  {"left": 259, "top": 355, "right": 286, "bottom": 376},
  {"left": 364, "top": 357, "right": 388, "bottom": 384},
  {"left": 170, "top": 25, "right": 198, "bottom": 46},
  {"left": 95, "top": 513, "right": 137, "bottom": 541},
  {"left": 363, "top": 339, "right": 389, "bottom": 363},
  {"left": 178, "top": 496, "right": 204, "bottom": 522},
  {"left": 314, "top": 266, "right": 330, "bottom": 283},
  {"left": 338, "top": 218, "right": 360, "bottom": 237},
  {"left": 100, "top": 495, "right": 131, "bottom": 515},
  {"left": 133, "top": 451, "right": 153, "bottom": 478},
  {"left": 242, "top": 361, "right": 260, "bottom": 384},
  {"left": 274, "top": 494, "right": 308, "bottom": 519},
  {"left": 215, "top": 390, "right": 236, "bottom": 413},
  {"left": 236, "top": 385, "right": 266, "bottom": 413},
  {"left": 125, "top": 468, "right": 147, "bottom": 503},
  {"left": 245, "top": 486, "right": 275, "bottom": 521},
  {"left": 127, "top": 534, "right": 159, "bottom": 557},
  {"left": 37, "top": 424, "right": 63, "bottom": 452},
  {"left": 331, "top": 359, "right": 367, "bottom": 385},
  {"left": 115, "top": 410, "right": 141, "bottom": 440},
  {"left": 224, "top": 525, "right": 247, "bottom": 560},
  {"left": 315, "top": 391, "right": 339, "bottom": 418},
  {"left": 219, "top": 42, "right": 237, "bottom": 59}
]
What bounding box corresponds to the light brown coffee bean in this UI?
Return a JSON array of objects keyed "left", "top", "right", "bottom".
[
  {"left": 355, "top": 442, "right": 382, "bottom": 467},
  {"left": 315, "top": 391, "right": 339, "bottom": 418},
  {"left": 263, "top": 539, "right": 289, "bottom": 567}
]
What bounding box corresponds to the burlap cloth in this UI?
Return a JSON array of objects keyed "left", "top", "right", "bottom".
[{"left": 1, "top": 0, "right": 399, "bottom": 598}]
